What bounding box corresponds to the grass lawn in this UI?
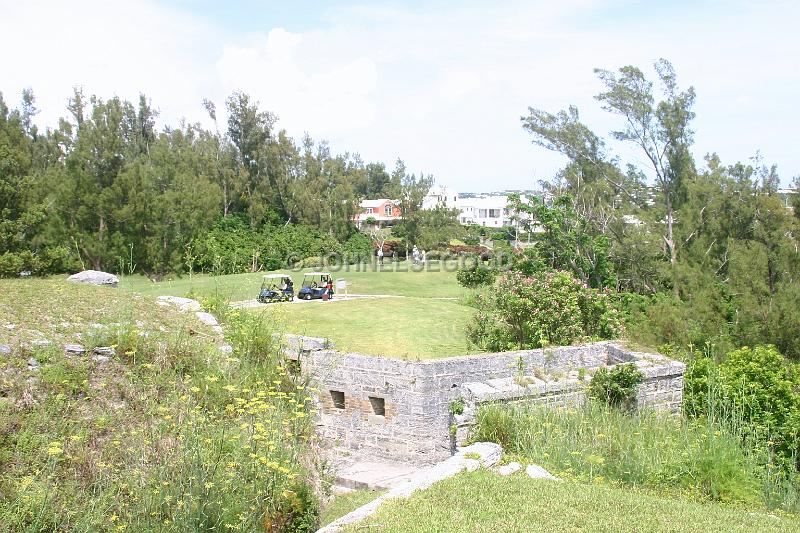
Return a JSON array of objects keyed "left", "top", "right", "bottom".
[
  {"left": 256, "top": 296, "right": 476, "bottom": 359},
  {"left": 116, "top": 262, "right": 474, "bottom": 359},
  {"left": 347, "top": 470, "right": 799, "bottom": 532},
  {"left": 119, "top": 261, "right": 465, "bottom": 301}
]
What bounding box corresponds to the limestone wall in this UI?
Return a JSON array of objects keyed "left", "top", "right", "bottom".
[{"left": 282, "top": 336, "right": 685, "bottom": 464}]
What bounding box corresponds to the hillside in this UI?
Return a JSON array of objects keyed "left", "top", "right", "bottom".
[{"left": 0, "top": 278, "right": 319, "bottom": 531}]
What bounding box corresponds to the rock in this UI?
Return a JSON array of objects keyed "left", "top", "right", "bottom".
[
  {"left": 4, "top": 324, "right": 16, "bottom": 330},
  {"left": 67, "top": 270, "right": 119, "bottom": 288},
  {"left": 0, "top": 344, "right": 11, "bottom": 356},
  {"left": 31, "top": 339, "right": 52, "bottom": 348},
  {"left": 156, "top": 295, "right": 201, "bottom": 312},
  {"left": 93, "top": 346, "right": 116, "bottom": 357},
  {"left": 497, "top": 461, "right": 522, "bottom": 476},
  {"left": 525, "top": 464, "right": 560, "bottom": 481},
  {"left": 457, "top": 442, "right": 502, "bottom": 468},
  {"left": 195, "top": 311, "right": 223, "bottom": 333},
  {"left": 219, "top": 344, "right": 234, "bottom": 355},
  {"left": 27, "top": 357, "right": 40, "bottom": 371},
  {"left": 64, "top": 344, "right": 86, "bottom": 355},
  {"left": 464, "top": 458, "right": 480, "bottom": 472},
  {"left": 92, "top": 355, "right": 110, "bottom": 363}
]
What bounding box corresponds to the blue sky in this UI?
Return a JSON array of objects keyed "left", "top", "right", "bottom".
[{"left": 2, "top": 0, "right": 798, "bottom": 191}]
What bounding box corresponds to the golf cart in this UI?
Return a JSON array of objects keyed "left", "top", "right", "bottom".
[
  {"left": 257, "top": 274, "right": 294, "bottom": 303},
  {"left": 297, "top": 272, "right": 334, "bottom": 301}
]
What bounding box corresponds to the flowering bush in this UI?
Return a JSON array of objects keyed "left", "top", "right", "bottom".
[{"left": 466, "top": 270, "right": 622, "bottom": 351}]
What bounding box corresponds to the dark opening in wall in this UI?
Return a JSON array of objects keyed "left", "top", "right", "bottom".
[
  {"left": 330, "top": 390, "right": 345, "bottom": 409},
  {"left": 369, "top": 396, "right": 385, "bottom": 416}
]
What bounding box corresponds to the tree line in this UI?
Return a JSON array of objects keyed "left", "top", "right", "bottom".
[
  {"left": 512, "top": 58, "right": 800, "bottom": 359},
  {"left": 0, "top": 89, "right": 436, "bottom": 278}
]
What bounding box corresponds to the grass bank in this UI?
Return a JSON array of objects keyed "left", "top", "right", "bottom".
[
  {"left": 347, "top": 469, "right": 798, "bottom": 532},
  {"left": 0, "top": 279, "right": 321, "bottom": 531}
]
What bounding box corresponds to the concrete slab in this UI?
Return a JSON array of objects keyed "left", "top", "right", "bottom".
[{"left": 335, "top": 459, "right": 423, "bottom": 491}]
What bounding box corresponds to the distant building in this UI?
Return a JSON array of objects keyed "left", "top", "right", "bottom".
[
  {"left": 354, "top": 199, "right": 402, "bottom": 227},
  {"left": 422, "top": 185, "right": 459, "bottom": 210},
  {"left": 456, "top": 194, "right": 535, "bottom": 228}
]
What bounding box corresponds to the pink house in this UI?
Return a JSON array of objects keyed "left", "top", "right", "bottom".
[{"left": 354, "top": 199, "right": 403, "bottom": 227}]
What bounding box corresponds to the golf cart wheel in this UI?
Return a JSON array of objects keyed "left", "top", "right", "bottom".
[
  {"left": 304, "top": 293, "right": 312, "bottom": 301},
  {"left": 289, "top": 296, "right": 294, "bottom": 302},
  {"left": 322, "top": 293, "right": 329, "bottom": 301}
]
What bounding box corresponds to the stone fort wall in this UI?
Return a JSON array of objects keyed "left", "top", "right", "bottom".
[{"left": 282, "top": 336, "right": 685, "bottom": 464}]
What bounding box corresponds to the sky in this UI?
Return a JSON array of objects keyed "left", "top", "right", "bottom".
[{"left": 2, "top": 0, "right": 798, "bottom": 191}]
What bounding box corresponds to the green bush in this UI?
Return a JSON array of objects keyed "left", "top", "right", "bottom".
[
  {"left": 685, "top": 346, "right": 800, "bottom": 472},
  {"left": 467, "top": 270, "right": 622, "bottom": 351},
  {"left": 456, "top": 262, "right": 496, "bottom": 288},
  {"left": 588, "top": 363, "right": 644, "bottom": 411}
]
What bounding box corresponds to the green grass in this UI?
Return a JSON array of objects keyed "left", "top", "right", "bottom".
[
  {"left": 255, "top": 296, "right": 476, "bottom": 359},
  {"left": 321, "top": 489, "right": 383, "bottom": 526},
  {"left": 347, "top": 470, "right": 799, "bottom": 532},
  {"left": 118, "top": 261, "right": 465, "bottom": 301}
]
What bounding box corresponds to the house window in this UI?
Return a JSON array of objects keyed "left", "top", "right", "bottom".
[
  {"left": 478, "top": 209, "right": 487, "bottom": 218},
  {"left": 330, "top": 390, "right": 345, "bottom": 409},
  {"left": 489, "top": 209, "right": 500, "bottom": 218},
  {"left": 369, "top": 396, "right": 385, "bottom": 416},
  {"left": 365, "top": 207, "right": 373, "bottom": 214},
  {"left": 384, "top": 204, "right": 393, "bottom": 216}
]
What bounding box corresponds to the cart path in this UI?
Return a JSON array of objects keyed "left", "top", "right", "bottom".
[{"left": 230, "top": 293, "right": 458, "bottom": 309}]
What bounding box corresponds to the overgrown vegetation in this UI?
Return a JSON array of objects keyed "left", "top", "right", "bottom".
[
  {"left": 473, "top": 403, "right": 798, "bottom": 512},
  {"left": 0, "top": 281, "right": 323, "bottom": 531}
]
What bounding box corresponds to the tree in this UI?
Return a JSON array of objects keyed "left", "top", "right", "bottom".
[
  {"left": 417, "top": 205, "right": 461, "bottom": 250},
  {"left": 594, "top": 59, "right": 697, "bottom": 294},
  {"left": 392, "top": 161, "right": 432, "bottom": 252},
  {"left": 226, "top": 92, "right": 276, "bottom": 227}
]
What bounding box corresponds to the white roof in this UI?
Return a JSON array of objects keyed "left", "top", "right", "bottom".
[
  {"left": 304, "top": 271, "right": 331, "bottom": 276},
  {"left": 360, "top": 198, "right": 396, "bottom": 208},
  {"left": 263, "top": 274, "right": 290, "bottom": 279}
]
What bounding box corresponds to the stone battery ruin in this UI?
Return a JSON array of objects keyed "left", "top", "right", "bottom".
[{"left": 282, "top": 336, "right": 685, "bottom": 464}]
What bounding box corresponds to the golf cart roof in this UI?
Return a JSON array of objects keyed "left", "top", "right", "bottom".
[
  {"left": 263, "top": 274, "right": 290, "bottom": 279},
  {"left": 304, "top": 272, "right": 330, "bottom": 276}
]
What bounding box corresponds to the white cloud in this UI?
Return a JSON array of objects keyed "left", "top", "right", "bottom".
[
  {"left": 2, "top": 0, "right": 798, "bottom": 190},
  {"left": 216, "top": 28, "right": 378, "bottom": 135}
]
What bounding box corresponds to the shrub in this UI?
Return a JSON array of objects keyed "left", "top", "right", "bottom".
[
  {"left": 588, "top": 363, "right": 643, "bottom": 411},
  {"left": 466, "top": 270, "right": 622, "bottom": 351},
  {"left": 685, "top": 346, "right": 800, "bottom": 473},
  {"left": 456, "top": 262, "right": 496, "bottom": 288}
]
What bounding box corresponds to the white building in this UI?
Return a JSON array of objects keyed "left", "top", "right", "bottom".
[
  {"left": 422, "top": 185, "right": 459, "bottom": 210},
  {"left": 456, "top": 194, "right": 535, "bottom": 228}
]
